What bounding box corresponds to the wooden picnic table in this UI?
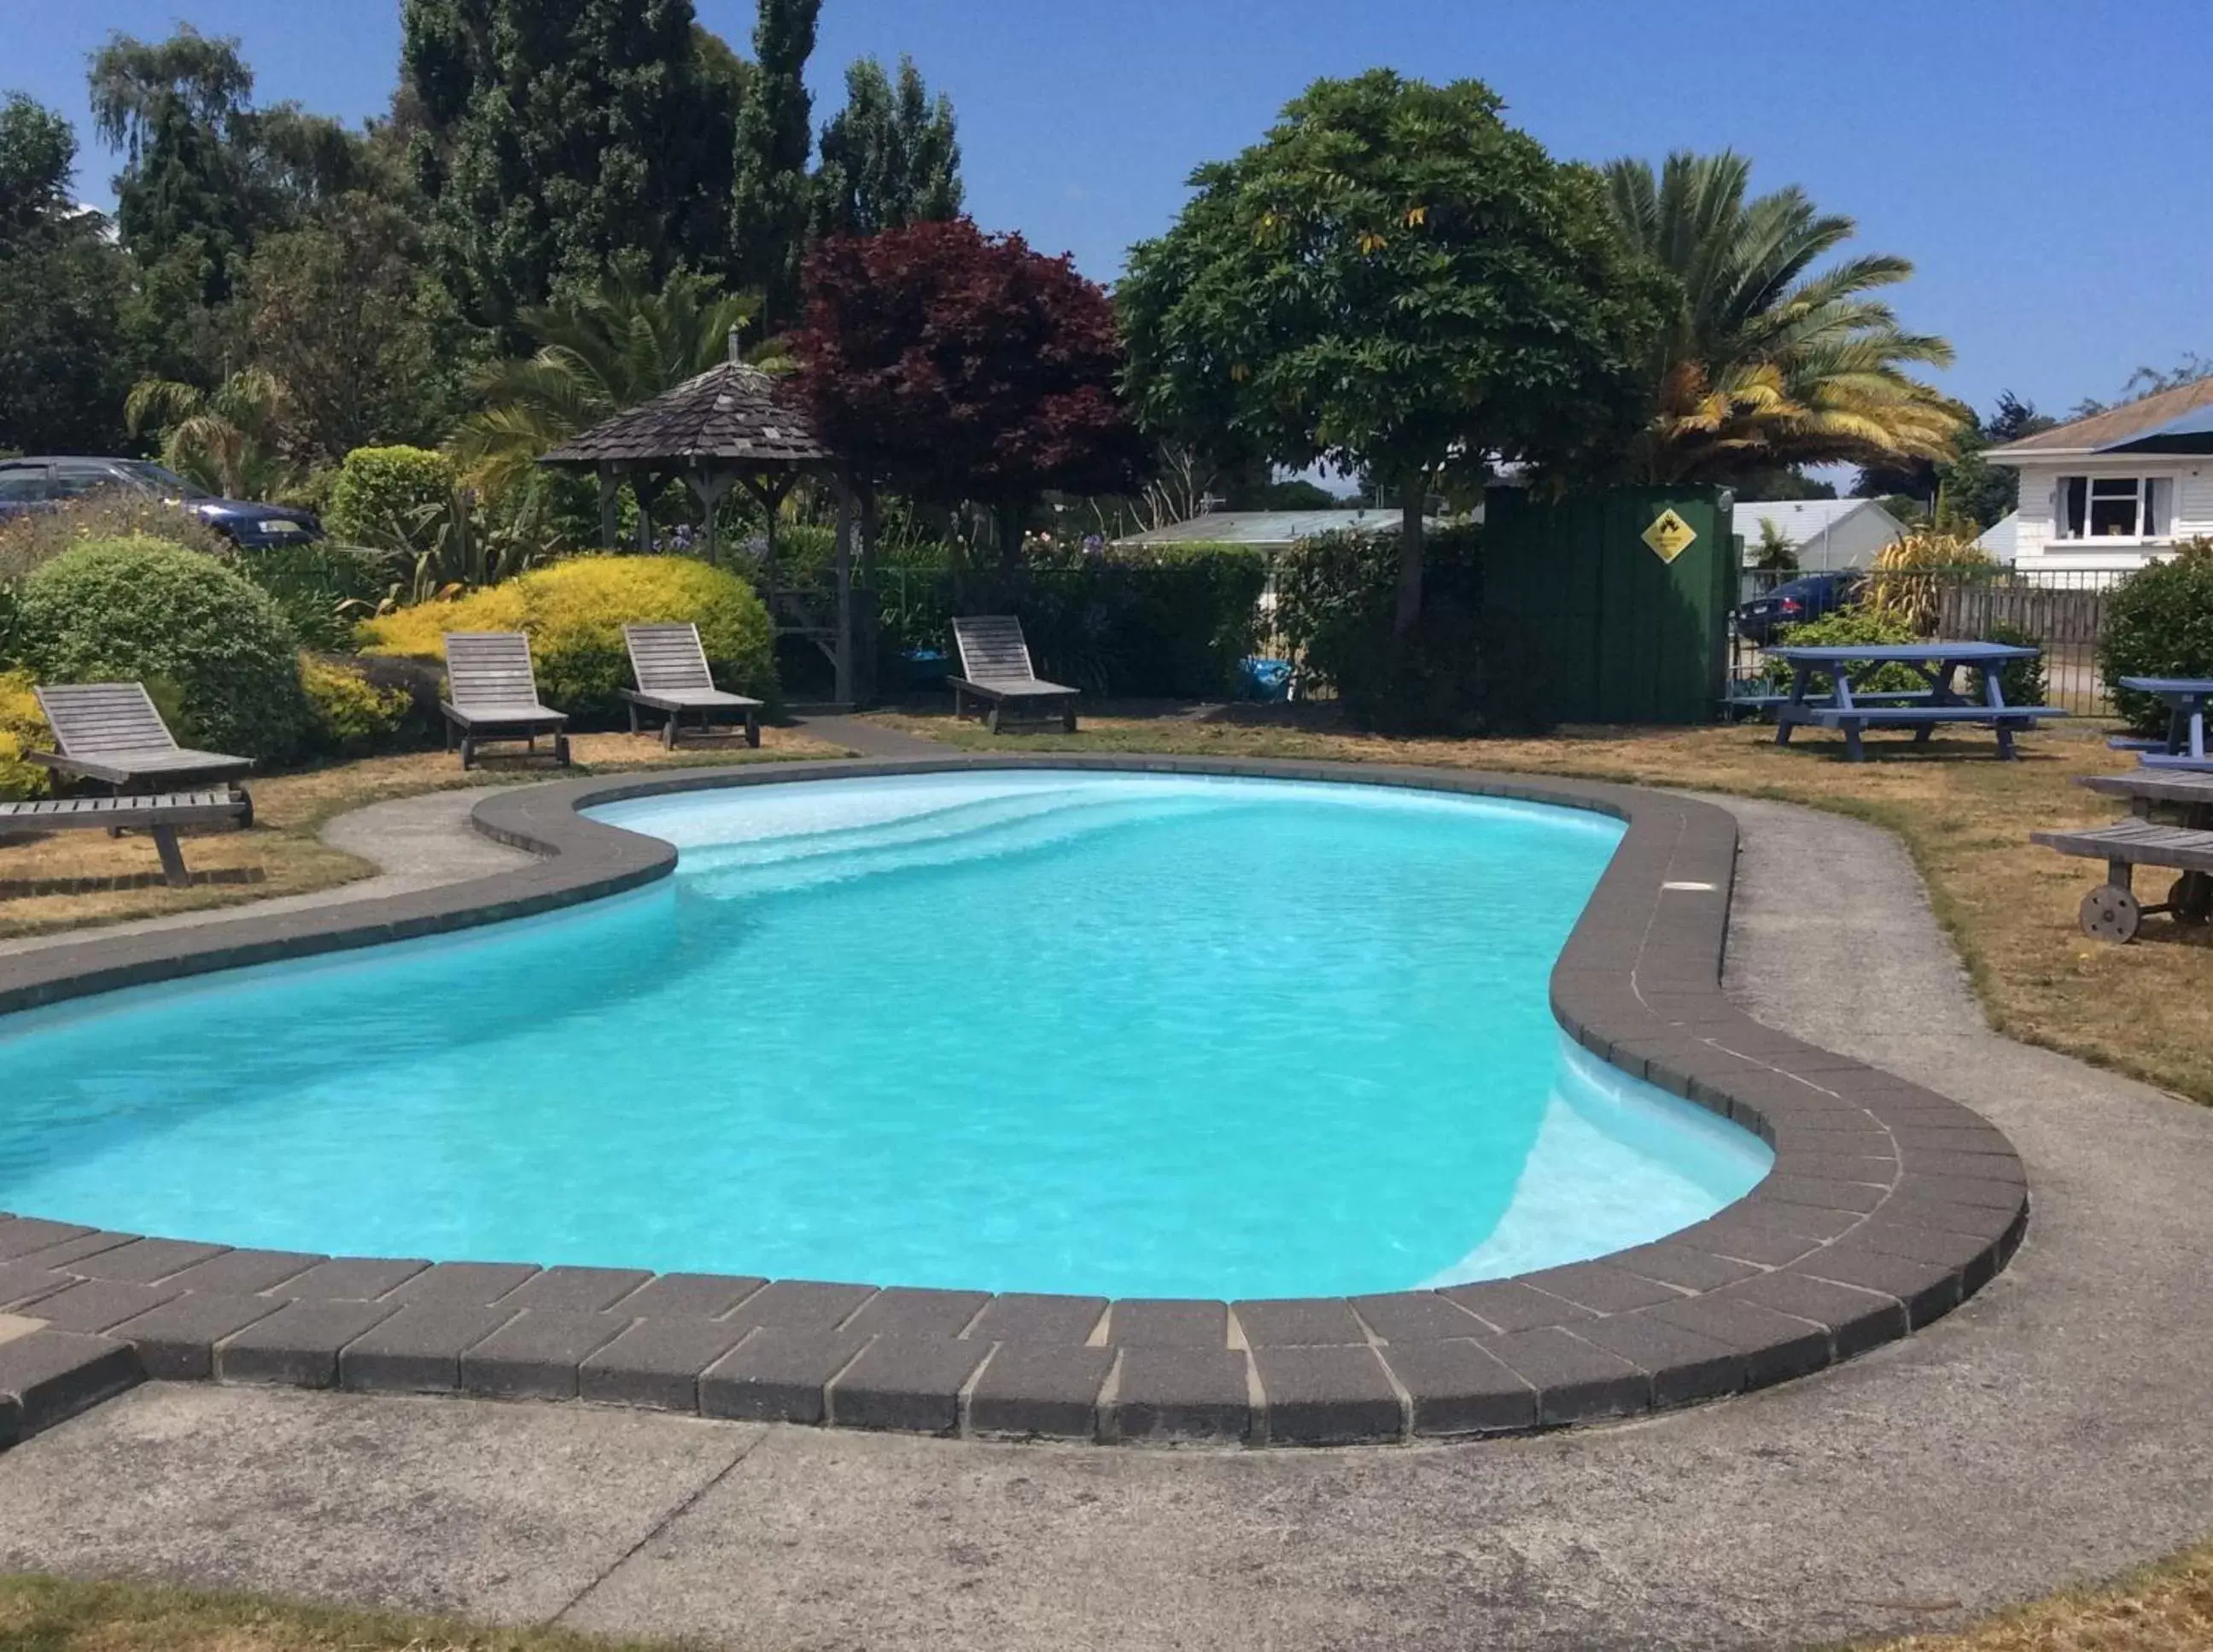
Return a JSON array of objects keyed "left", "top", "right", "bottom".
[
  {"left": 2111, "top": 676, "right": 2213, "bottom": 769},
  {"left": 1767, "top": 640, "right": 2065, "bottom": 762},
  {"left": 2035, "top": 768, "right": 2213, "bottom": 937}
]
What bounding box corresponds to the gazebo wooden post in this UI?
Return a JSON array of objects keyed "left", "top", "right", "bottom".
[
  {"left": 596, "top": 464, "right": 618, "bottom": 551},
  {"left": 832, "top": 467, "right": 855, "bottom": 709},
  {"left": 686, "top": 464, "right": 733, "bottom": 565}
]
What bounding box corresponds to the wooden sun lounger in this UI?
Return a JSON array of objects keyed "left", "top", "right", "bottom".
[
  {"left": 0, "top": 788, "right": 252, "bottom": 889},
  {"left": 29, "top": 682, "right": 254, "bottom": 797},
  {"left": 949, "top": 615, "right": 1080, "bottom": 734},
  {"left": 441, "top": 631, "right": 569, "bottom": 771},
  {"left": 619, "top": 622, "right": 762, "bottom": 749}
]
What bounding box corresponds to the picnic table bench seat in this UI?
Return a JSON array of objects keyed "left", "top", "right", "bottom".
[
  {"left": 0, "top": 788, "right": 252, "bottom": 888},
  {"left": 2035, "top": 767, "right": 2213, "bottom": 941},
  {"left": 618, "top": 622, "right": 762, "bottom": 748},
  {"left": 441, "top": 632, "right": 569, "bottom": 771},
  {"left": 949, "top": 616, "right": 1080, "bottom": 733}
]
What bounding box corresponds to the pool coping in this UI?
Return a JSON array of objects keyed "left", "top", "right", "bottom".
[{"left": 0, "top": 756, "right": 2028, "bottom": 1450}]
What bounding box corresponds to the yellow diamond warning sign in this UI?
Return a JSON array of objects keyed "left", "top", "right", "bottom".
[{"left": 1641, "top": 508, "right": 1698, "bottom": 563}]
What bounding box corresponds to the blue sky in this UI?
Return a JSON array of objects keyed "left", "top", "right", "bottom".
[{"left": 11, "top": 0, "right": 2209, "bottom": 421}]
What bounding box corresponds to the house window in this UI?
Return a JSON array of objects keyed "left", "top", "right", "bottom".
[{"left": 2059, "top": 476, "right": 2170, "bottom": 538}]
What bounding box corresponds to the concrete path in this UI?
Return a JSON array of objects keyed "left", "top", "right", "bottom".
[
  {"left": 0, "top": 790, "right": 537, "bottom": 960},
  {"left": 3, "top": 795, "right": 2211, "bottom": 1650}
]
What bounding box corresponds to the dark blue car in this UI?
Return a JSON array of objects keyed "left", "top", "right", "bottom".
[
  {"left": 0, "top": 456, "right": 324, "bottom": 547},
  {"left": 1734, "top": 569, "right": 1864, "bottom": 646}
]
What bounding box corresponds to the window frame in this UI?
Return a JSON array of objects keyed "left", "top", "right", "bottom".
[{"left": 2056, "top": 472, "right": 2173, "bottom": 542}]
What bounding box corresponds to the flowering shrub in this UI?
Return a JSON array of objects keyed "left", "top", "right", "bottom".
[
  {"left": 300, "top": 655, "right": 415, "bottom": 756},
  {"left": 0, "top": 670, "right": 50, "bottom": 801}
]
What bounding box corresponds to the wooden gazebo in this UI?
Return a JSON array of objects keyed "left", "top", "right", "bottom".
[{"left": 538, "top": 341, "right": 858, "bottom": 707}]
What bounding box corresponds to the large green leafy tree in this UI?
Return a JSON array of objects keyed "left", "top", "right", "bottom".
[
  {"left": 242, "top": 201, "right": 458, "bottom": 463},
  {"left": 0, "top": 94, "right": 131, "bottom": 452},
  {"left": 1119, "top": 71, "right": 1667, "bottom": 633},
  {"left": 1602, "top": 150, "right": 1963, "bottom": 486},
  {"left": 1856, "top": 390, "right": 2056, "bottom": 527},
  {"left": 815, "top": 55, "right": 962, "bottom": 239},
  {"left": 401, "top": 0, "right": 738, "bottom": 340},
  {"left": 88, "top": 27, "right": 372, "bottom": 389},
  {"left": 87, "top": 26, "right": 257, "bottom": 306},
  {"left": 729, "top": 0, "right": 820, "bottom": 327}
]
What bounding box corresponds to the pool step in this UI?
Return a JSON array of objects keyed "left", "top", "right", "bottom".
[{"left": 0, "top": 1323, "right": 143, "bottom": 1450}]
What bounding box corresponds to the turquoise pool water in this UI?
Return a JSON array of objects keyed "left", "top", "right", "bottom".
[{"left": 0, "top": 772, "right": 1769, "bottom": 1299}]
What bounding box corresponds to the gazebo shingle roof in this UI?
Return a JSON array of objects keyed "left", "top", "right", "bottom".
[{"left": 538, "top": 363, "right": 830, "bottom": 468}]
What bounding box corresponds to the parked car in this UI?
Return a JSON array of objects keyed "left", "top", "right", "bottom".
[
  {"left": 1734, "top": 570, "right": 1865, "bottom": 646},
  {"left": 0, "top": 456, "right": 324, "bottom": 547}
]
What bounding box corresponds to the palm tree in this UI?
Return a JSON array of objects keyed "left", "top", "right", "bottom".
[
  {"left": 123, "top": 367, "right": 296, "bottom": 500},
  {"left": 1603, "top": 151, "right": 1965, "bottom": 485},
  {"left": 451, "top": 271, "right": 784, "bottom": 497}
]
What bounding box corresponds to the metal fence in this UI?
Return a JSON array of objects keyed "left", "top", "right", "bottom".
[{"left": 1730, "top": 565, "right": 2128, "bottom": 717}]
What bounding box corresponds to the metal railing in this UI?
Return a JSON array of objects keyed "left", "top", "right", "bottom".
[{"left": 1729, "top": 565, "right": 2128, "bottom": 717}]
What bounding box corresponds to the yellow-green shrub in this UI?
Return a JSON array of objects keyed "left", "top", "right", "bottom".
[
  {"left": 299, "top": 655, "right": 414, "bottom": 756},
  {"left": 354, "top": 581, "right": 528, "bottom": 658},
  {"left": 0, "top": 670, "right": 50, "bottom": 801},
  {"left": 358, "top": 555, "right": 774, "bottom": 721}
]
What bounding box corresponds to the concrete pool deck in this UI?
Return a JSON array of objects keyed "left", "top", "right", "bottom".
[{"left": 0, "top": 772, "right": 2209, "bottom": 1644}]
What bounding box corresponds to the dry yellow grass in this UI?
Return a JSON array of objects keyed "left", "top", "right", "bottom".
[
  {"left": 0, "top": 1573, "right": 688, "bottom": 1652},
  {"left": 0, "top": 727, "right": 847, "bottom": 941},
  {"left": 5, "top": 1543, "right": 2211, "bottom": 1652},
  {"left": 1855, "top": 1540, "right": 2213, "bottom": 1651},
  {"left": 873, "top": 705, "right": 2213, "bottom": 1105}
]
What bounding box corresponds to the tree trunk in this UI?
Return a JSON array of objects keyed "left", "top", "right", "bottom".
[
  {"left": 1393, "top": 487, "right": 1427, "bottom": 636},
  {"left": 996, "top": 499, "right": 1028, "bottom": 567}
]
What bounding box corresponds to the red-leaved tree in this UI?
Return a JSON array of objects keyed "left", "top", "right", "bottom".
[{"left": 793, "top": 216, "right": 1144, "bottom": 559}]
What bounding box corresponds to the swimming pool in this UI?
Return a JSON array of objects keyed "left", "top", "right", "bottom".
[{"left": 0, "top": 771, "right": 1771, "bottom": 1299}]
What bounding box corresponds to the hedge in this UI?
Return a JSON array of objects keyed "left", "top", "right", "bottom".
[
  {"left": 359, "top": 554, "right": 776, "bottom": 721},
  {"left": 1274, "top": 526, "right": 1484, "bottom": 732},
  {"left": 324, "top": 446, "right": 457, "bottom": 545},
  {"left": 15, "top": 535, "right": 310, "bottom": 761},
  {"left": 878, "top": 543, "right": 1268, "bottom": 699},
  {"left": 2099, "top": 539, "right": 2213, "bottom": 735}
]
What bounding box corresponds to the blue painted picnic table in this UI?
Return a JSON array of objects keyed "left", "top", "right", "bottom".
[
  {"left": 1767, "top": 639, "right": 2064, "bottom": 762},
  {"left": 2112, "top": 676, "right": 2213, "bottom": 770}
]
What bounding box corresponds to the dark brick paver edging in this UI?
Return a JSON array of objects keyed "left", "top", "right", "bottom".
[{"left": 0, "top": 756, "right": 2028, "bottom": 1449}]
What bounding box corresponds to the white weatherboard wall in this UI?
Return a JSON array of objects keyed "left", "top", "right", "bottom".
[{"left": 2010, "top": 458, "right": 2213, "bottom": 575}]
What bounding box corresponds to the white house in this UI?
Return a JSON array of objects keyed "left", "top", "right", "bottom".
[
  {"left": 1731, "top": 498, "right": 1908, "bottom": 571},
  {"left": 1986, "top": 377, "right": 2213, "bottom": 576}
]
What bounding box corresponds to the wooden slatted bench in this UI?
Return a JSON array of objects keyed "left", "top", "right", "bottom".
[
  {"left": 0, "top": 789, "right": 253, "bottom": 889},
  {"left": 949, "top": 615, "right": 1080, "bottom": 734}
]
